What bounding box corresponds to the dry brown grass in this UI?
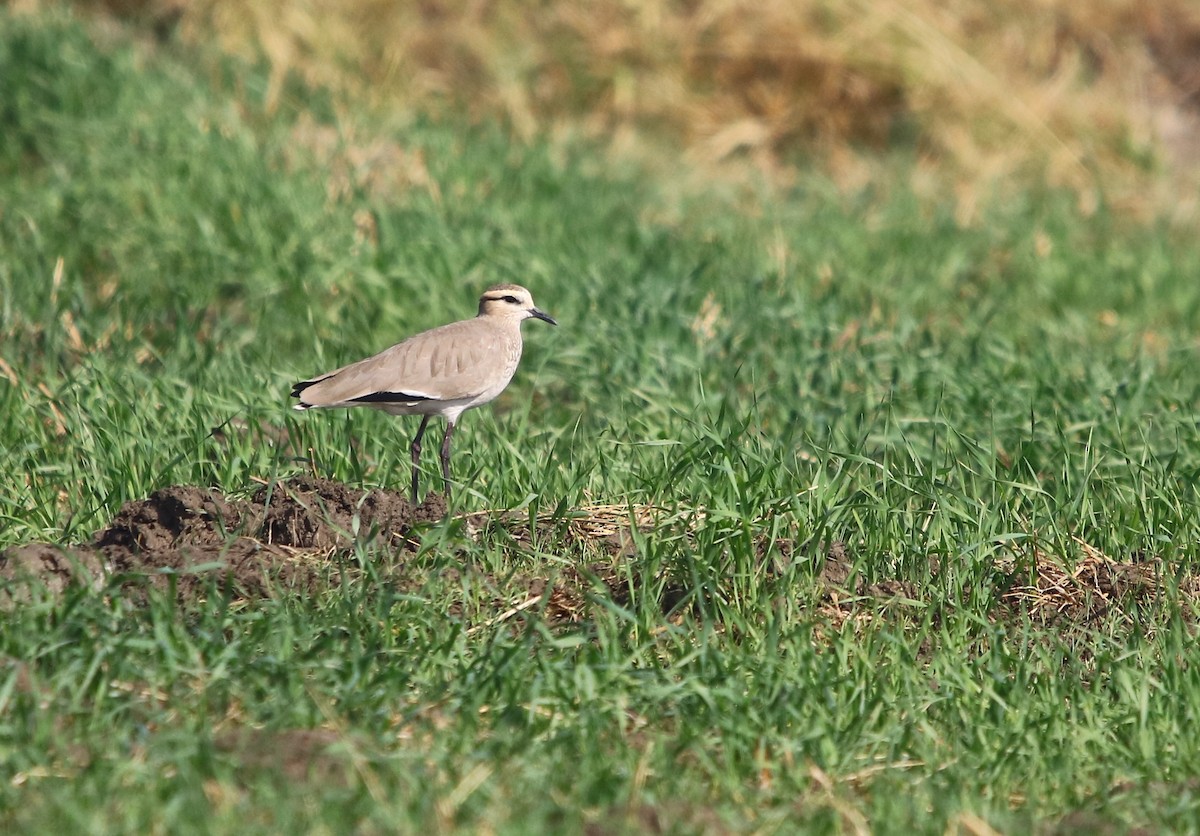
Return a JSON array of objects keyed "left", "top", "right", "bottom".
[{"left": 45, "top": 0, "right": 1200, "bottom": 217}]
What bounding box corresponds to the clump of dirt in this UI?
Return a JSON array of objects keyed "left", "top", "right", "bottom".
[
  {"left": 812, "top": 540, "right": 921, "bottom": 604},
  {"left": 0, "top": 477, "right": 445, "bottom": 606},
  {"left": 997, "top": 552, "right": 1200, "bottom": 629},
  {"left": 809, "top": 537, "right": 1200, "bottom": 643},
  {"left": 254, "top": 477, "right": 444, "bottom": 550},
  {"left": 0, "top": 543, "right": 108, "bottom": 606}
]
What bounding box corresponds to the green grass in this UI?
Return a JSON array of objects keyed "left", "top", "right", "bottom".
[{"left": 4, "top": 8, "right": 1200, "bottom": 833}]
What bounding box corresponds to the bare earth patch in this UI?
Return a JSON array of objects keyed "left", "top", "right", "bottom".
[
  {"left": 998, "top": 549, "right": 1200, "bottom": 630},
  {"left": 811, "top": 539, "right": 1200, "bottom": 637},
  {"left": 3, "top": 483, "right": 1197, "bottom": 638},
  {"left": 0, "top": 477, "right": 445, "bottom": 606}
]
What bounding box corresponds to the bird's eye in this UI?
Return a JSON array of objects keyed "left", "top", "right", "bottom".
[{"left": 503, "top": 295, "right": 520, "bottom": 305}]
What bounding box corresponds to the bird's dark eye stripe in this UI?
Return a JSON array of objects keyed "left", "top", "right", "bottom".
[{"left": 503, "top": 295, "right": 520, "bottom": 304}]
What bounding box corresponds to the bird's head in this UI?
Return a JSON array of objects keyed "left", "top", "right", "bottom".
[{"left": 478, "top": 284, "right": 557, "bottom": 325}]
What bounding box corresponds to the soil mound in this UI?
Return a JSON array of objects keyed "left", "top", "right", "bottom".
[{"left": 1, "top": 477, "right": 446, "bottom": 605}]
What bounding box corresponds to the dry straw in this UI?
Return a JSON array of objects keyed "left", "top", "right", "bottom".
[{"left": 56, "top": 0, "right": 1200, "bottom": 218}]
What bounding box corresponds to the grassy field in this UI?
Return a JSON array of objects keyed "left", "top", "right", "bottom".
[{"left": 4, "top": 8, "right": 1200, "bottom": 833}]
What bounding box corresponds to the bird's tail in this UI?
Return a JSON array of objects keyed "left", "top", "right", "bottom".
[{"left": 291, "top": 378, "right": 319, "bottom": 410}]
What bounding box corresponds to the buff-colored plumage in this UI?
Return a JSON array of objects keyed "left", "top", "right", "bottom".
[{"left": 292, "top": 284, "right": 556, "bottom": 502}]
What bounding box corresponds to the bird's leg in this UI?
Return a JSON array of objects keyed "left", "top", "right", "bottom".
[
  {"left": 440, "top": 421, "right": 456, "bottom": 500},
  {"left": 410, "top": 415, "right": 431, "bottom": 505}
]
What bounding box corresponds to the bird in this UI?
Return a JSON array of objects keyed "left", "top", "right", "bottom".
[{"left": 291, "top": 284, "right": 557, "bottom": 503}]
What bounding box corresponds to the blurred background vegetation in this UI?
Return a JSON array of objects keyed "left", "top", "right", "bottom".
[{"left": 34, "top": 0, "right": 1200, "bottom": 224}]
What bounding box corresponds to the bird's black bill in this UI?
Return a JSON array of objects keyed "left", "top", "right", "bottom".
[{"left": 531, "top": 308, "right": 558, "bottom": 326}]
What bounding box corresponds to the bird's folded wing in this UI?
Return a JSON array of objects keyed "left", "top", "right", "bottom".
[{"left": 293, "top": 321, "right": 502, "bottom": 407}]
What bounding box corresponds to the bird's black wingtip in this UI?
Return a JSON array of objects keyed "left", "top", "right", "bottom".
[{"left": 347, "top": 390, "right": 433, "bottom": 405}]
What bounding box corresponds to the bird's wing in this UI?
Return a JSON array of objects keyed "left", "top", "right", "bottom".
[{"left": 292, "top": 319, "right": 506, "bottom": 407}]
